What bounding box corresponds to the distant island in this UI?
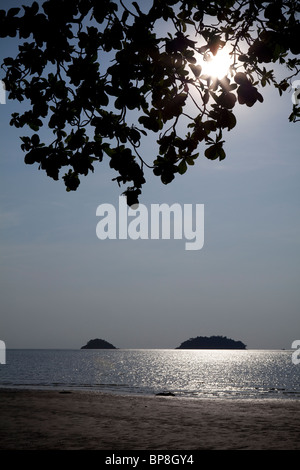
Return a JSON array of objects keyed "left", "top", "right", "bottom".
[
  {"left": 81, "top": 338, "right": 117, "bottom": 349},
  {"left": 176, "top": 335, "right": 246, "bottom": 350}
]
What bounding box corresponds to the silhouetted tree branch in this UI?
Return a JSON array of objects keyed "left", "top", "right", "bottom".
[{"left": 1, "top": 0, "right": 299, "bottom": 205}]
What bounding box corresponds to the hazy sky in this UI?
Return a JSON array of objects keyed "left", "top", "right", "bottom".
[{"left": 1, "top": 1, "right": 299, "bottom": 350}]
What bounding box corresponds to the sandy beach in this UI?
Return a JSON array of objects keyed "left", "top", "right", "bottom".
[{"left": 0, "top": 388, "right": 299, "bottom": 450}]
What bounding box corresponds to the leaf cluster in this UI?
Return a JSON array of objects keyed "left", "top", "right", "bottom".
[{"left": 1, "top": 0, "right": 299, "bottom": 204}]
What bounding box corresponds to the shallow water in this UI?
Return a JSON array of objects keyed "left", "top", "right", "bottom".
[{"left": 0, "top": 349, "right": 299, "bottom": 399}]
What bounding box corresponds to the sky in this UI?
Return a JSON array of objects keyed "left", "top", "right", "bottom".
[{"left": 0, "top": 0, "right": 299, "bottom": 350}]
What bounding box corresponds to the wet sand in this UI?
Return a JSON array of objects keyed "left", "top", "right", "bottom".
[{"left": 0, "top": 388, "right": 299, "bottom": 450}]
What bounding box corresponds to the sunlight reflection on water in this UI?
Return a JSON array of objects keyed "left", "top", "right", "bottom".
[{"left": 1, "top": 349, "right": 299, "bottom": 399}]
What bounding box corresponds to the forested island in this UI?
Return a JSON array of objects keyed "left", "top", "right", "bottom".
[
  {"left": 81, "top": 339, "right": 117, "bottom": 349},
  {"left": 176, "top": 336, "right": 246, "bottom": 350},
  {"left": 80, "top": 336, "right": 246, "bottom": 350}
]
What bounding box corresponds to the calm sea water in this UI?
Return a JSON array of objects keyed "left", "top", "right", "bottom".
[{"left": 0, "top": 349, "right": 299, "bottom": 400}]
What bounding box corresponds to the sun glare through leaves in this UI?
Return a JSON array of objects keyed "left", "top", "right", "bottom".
[{"left": 197, "top": 47, "right": 233, "bottom": 80}]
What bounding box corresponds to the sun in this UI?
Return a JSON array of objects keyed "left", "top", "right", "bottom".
[{"left": 197, "top": 48, "right": 232, "bottom": 80}]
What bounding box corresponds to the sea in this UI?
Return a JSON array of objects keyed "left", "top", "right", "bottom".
[{"left": 0, "top": 349, "right": 299, "bottom": 400}]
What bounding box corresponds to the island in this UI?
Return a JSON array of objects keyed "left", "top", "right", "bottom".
[
  {"left": 176, "top": 335, "right": 246, "bottom": 350},
  {"left": 81, "top": 338, "right": 117, "bottom": 349}
]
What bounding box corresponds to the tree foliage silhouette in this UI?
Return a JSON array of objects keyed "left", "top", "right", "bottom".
[{"left": 1, "top": 0, "right": 299, "bottom": 205}]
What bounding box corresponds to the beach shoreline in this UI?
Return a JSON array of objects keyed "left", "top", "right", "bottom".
[{"left": 0, "top": 388, "right": 299, "bottom": 450}]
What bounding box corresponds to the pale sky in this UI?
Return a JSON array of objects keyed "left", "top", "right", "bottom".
[{"left": 0, "top": 0, "right": 299, "bottom": 350}]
